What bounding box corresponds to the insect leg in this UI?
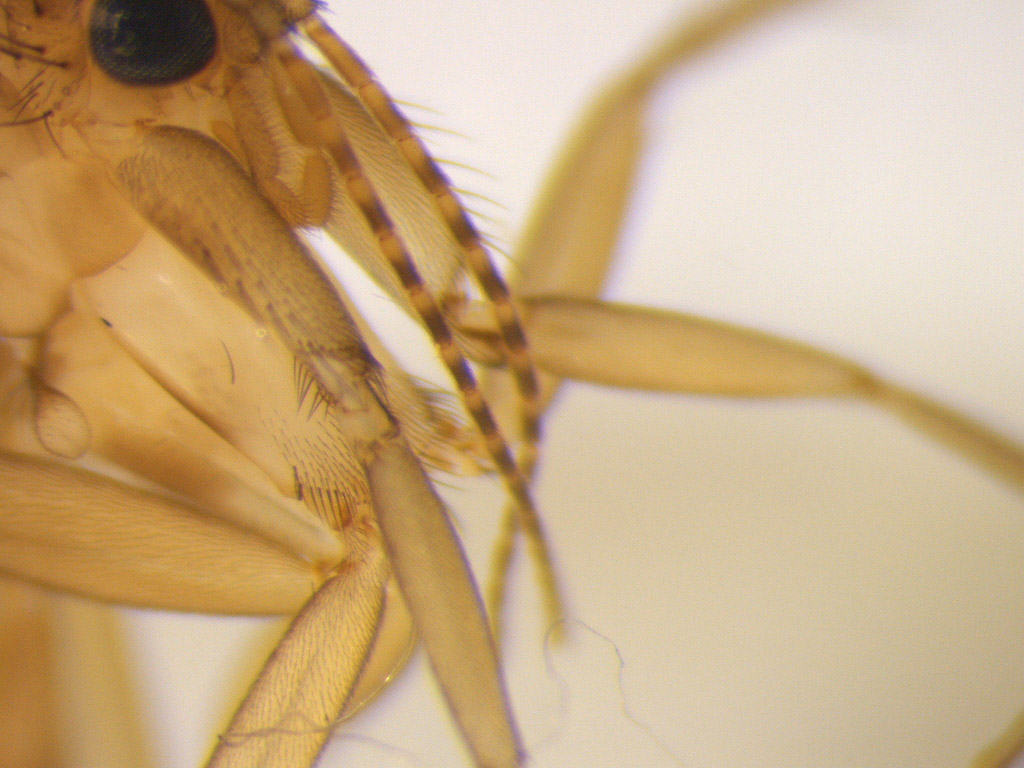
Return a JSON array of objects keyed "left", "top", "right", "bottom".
[
  {"left": 296, "top": 22, "right": 565, "bottom": 638},
  {"left": 205, "top": 526, "right": 389, "bottom": 768},
  {"left": 512, "top": 296, "right": 1024, "bottom": 492},
  {"left": 0, "top": 581, "right": 153, "bottom": 768},
  {"left": 367, "top": 436, "right": 522, "bottom": 768},
  {"left": 472, "top": 0, "right": 815, "bottom": 625},
  {"left": 0, "top": 579, "right": 60, "bottom": 768},
  {"left": 47, "top": 595, "right": 158, "bottom": 768}
]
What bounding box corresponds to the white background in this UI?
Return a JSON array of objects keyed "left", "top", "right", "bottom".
[{"left": 128, "top": 1, "right": 1024, "bottom": 767}]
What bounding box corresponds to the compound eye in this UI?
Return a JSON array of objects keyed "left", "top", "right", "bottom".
[{"left": 89, "top": 0, "right": 217, "bottom": 85}]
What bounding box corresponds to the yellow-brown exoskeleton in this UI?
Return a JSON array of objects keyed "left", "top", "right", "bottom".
[{"left": 1, "top": 1, "right": 1023, "bottom": 767}]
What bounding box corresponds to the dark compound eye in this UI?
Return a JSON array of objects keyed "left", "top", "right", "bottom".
[{"left": 89, "top": 0, "right": 217, "bottom": 85}]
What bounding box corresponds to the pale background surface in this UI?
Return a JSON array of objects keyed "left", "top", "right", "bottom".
[{"left": 124, "top": 1, "right": 1024, "bottom": 767}]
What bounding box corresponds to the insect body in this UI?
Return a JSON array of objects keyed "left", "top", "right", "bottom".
[
  {"left": 2, "top": 1, "right": 1024, "bottom": 768},
  {"left": 0, "top": 0, "right": 539, "bottom": 765}
]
